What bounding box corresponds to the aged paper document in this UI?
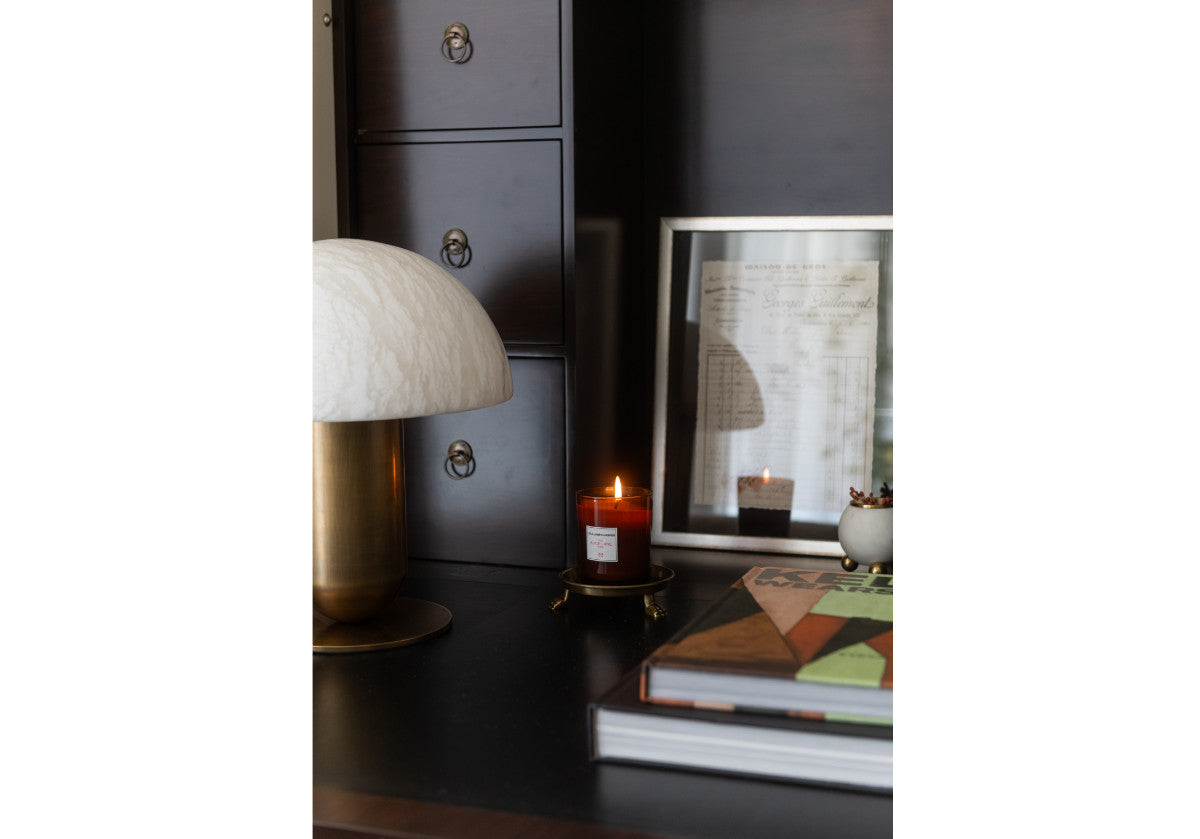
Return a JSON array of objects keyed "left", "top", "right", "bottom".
[{"left": 692, "top": 260, "right": 879, "bottom": 517}]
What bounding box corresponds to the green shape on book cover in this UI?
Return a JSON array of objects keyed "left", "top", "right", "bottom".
[
  {"left": 811, "top": 587, "right": 893, "bottom": 622},
  {"left": 796, "top": 640, "right": 887, "bottom": 687},
  {"left": 825, "top": 711, "right": 892, "bottom": 725}
]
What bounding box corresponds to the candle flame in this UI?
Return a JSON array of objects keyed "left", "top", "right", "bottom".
[
  {"left": 763, "top": 467, "right": 770, "bottom": 483},
  {"left": 614, "top": 476, "right": 622, "bottom": 498}
]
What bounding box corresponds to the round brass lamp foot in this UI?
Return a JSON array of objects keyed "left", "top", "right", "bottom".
[{"left": 313, "top": 597, "right": 452, "bottom": 653}]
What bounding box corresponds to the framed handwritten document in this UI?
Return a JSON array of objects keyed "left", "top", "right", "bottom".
[{"left": 651, "top": 217, "right": 893, "bottom": 555}]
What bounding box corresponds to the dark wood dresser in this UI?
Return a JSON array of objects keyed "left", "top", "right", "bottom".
[{"left": 332, "top": 0, "right": 576, "bottom": 569}]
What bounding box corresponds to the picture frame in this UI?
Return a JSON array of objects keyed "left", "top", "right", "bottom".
[{"left": 651, "top": 216, "right": 893, "bottom": 555}]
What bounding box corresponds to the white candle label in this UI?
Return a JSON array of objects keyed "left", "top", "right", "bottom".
[
  {"left": 586, "top": 525, "right": 619, "bottom": 563},
  {"left": 737, "top": 476, "right": 795, "bottom": 510}
]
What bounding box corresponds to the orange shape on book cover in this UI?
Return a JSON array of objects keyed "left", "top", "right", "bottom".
[
  {"left": 866, "top": 630, "right": 893, "bottom": 689},
  {"left": 662, "top": 609, "right": 799, "bottom": 669},
  {"left": 785, "top": 612, "right": 851, "bottom": 666}
]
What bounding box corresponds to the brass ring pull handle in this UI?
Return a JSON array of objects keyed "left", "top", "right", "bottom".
[
  {"left": 444, "top": 440, "right": 476, "bottom": 479},
  {"left": 440, "top": 228, "right": 472, "bottom": 269},
  {"left": 440, "top": 23, "right": 472, "bottom": 63}
]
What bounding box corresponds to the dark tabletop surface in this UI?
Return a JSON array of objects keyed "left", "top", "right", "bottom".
[{"left": 313, "top": 548, "right": 892, "bottom": 838}]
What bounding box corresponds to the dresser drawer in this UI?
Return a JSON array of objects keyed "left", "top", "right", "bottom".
[
  {"left": 403, "top": 357, "right": 566, "bottom": 568},
  {"left": 351, "top": 0, "right": 561, "bottom": 132},
  {"left": 354, "top": 140, "right": 563, "bottom": 344}
]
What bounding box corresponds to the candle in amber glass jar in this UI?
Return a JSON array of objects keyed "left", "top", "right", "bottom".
[{"left": 576, "top": 478, "right": 652, "bottom": 584}]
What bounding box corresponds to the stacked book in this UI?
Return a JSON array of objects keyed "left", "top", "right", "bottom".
[{"left": 588, "top": 566, "right": 893, "bottom": 792}]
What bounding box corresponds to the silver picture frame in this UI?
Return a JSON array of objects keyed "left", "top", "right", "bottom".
[{"left": 651, "top": 216, "right": 893, "bottom": 555}]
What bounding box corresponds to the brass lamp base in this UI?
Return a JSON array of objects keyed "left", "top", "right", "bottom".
[
  {"left": 314, "top": 420, "right": 453, "bottom": 653},
  {"left": 313, "top": 596, "right": 452, "bottom": 653}
]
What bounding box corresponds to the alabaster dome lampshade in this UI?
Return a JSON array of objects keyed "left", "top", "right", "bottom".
[
  {"left": 313, "top": 239, "right": 512, "bottom": 421},
  {"left": 312, "top": 238, "right": 512, "bottom": 653}
]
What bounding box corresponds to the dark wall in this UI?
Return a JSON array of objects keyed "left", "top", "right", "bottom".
[{"left": 573, "top": 0, "right": 893, "bottom": 492}]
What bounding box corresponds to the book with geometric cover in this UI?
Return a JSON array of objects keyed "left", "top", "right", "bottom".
[
  {"left": 590, "top": 666, "right": 892, "bottom": 792},
  {"left": 639, "top": 567, "right": 892, "bottom": 724}
]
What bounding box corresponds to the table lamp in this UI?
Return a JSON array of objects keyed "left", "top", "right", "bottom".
[{"left": 312, "top": 238, "right": 512, "bottom": 652}]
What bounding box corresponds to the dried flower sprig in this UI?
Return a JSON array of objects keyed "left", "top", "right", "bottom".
[{"left": 849, "top": 485, "right": 893, "bottom": 506}]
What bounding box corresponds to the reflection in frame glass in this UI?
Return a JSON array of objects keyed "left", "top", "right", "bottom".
[{"left": 651, "top": 216, "right": 893, "bottom": 555}]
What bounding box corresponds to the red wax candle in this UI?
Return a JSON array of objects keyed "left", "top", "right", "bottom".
[{"left": 576, "top": 479, "right": 652, "bottom": 584}]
